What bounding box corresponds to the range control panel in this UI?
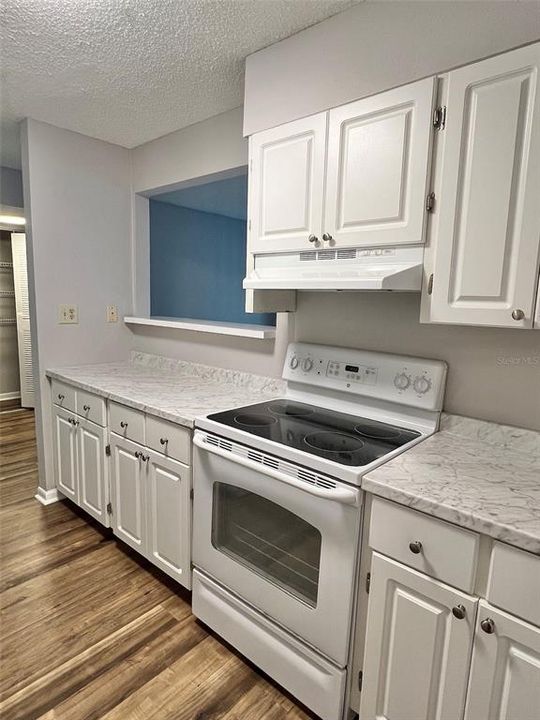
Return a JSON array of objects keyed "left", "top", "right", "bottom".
[{"left": 283, "top": 343, "right": 447, "bottom": 411}]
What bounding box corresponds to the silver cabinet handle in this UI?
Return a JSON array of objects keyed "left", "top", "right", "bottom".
[
  {"left": 511, "top": 309, "right": 525, "bottom": 321},
  {"left": 322, "top": 232, "right": 334, "bottom": 244},
  {"left": 409, "top": 540, "right": 423, "bottom": 554},
  {"left": 83, "top": 404, "right": 90, "bottom": 412},
  {"left": 58, "top": 394, "right": 65, "bottom": 401},
  {"left": 134, "top": 450, "right": 141, "bottom": 459},
  {"left": 68, "top": 417, "right": 79, "bottom": 426},
  {"left": 160, "top": 437, "right": 168, "bottom": 446},
  {"left": 308, "top": 234, "right": 319, "bottom": 244},
  {"left": 452, "top": 605, "right": 466, "bottom": 620},
  {"left": 480, "top": 617, "right": 495, "bottom": 634},
  {"left": 120, "top": 421, "right": 128, "bottom": 428}
]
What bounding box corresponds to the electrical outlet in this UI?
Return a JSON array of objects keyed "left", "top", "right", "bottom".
[
  {"left": 58, "top": 304, "right": 78, "bottom": 324},
  {"left": 106, "top": 305, "right": 118, "bottom": 323}
]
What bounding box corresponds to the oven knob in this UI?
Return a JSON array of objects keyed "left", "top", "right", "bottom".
[
  {"left": 289, "top": 355, "right": 299, "bottom": 370},
  {"left": 302, "top": 358, "right": 313, "bottom": 372},
  {"left": 394, "top": 372, "right": 411, "bottom": 390},
  {"left": 413, "top": 375, "right": 432, "bottom": 395}
]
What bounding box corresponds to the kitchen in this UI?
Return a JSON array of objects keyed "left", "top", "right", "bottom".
[{"left": 0, "top": 2, "right": 539, "bottom": 719}]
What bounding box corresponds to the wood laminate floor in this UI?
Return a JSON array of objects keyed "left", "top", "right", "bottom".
[{"left": 0, "top": 409, "right": 316, "bottom": 720}]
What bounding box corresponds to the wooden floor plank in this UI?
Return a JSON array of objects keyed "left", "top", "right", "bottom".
[{"left": 0, "top": 409, "right": 316, "bottom": 720}]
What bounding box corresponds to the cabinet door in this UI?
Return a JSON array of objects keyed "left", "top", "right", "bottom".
[
  {"left": 77, "top": 417, "right": 108, "bottom": 527},
  {"left": 110, "top": 435, "right": 146, "bottom": 554},
  {"left": 146, "top": 451, "right": 191, "bottom": 589},
  {"left": 53, "top": 407, "right": 78, "bottom": 503},
  {"left": 465, "top": 601, "right": 540, "bottom": 720},
  {"left": 360, "top": 553, "right": 477, "bottom": 720},
  {"left": 249, "top": 113, "right": 326, "bottom": 254},
  {"left": 429, "top": 43, "right": 540, "bottom": 328},
  {"left": 325, "top": 77, "right": 436, "bottom": 249}
]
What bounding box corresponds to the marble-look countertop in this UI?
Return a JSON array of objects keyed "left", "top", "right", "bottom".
[
  {"left": 364, "top": 414, "right": 540, "bottom": 555},
  {"left": 46, "top": 352, "right": 285, "bottom": 429}
]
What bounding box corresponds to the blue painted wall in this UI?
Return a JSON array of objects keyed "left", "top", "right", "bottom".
[{"left": 150, "top": 200, "right": 275, "bottom": 326}]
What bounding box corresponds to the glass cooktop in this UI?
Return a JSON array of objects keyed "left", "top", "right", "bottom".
[{"left": 207, "top": 399, "right": 420, "bottom": 467}]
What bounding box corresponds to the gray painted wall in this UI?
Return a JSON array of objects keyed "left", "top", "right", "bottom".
[
  {"left": 244, "top": 1, "right": 540, "bottom": 135},
  {"left": 22, "top": 119, "right": 133, "bottom": 491},
  {"left": 0, "top": 166, "right": 24, "bottom": 207}
]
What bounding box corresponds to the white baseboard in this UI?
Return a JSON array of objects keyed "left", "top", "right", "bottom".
[
  {"left": 35, "top": 487, "right": 63, "bottom": 505},
  {"left": 0, "top": 391, "right": 21, "bottom": 401}
]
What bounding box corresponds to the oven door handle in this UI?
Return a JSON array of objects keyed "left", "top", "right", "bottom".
[{"left": 193, "top": 432, "right": 360, "bottom": 507}]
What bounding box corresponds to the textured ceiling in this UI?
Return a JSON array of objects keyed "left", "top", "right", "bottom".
[
  {"left": 0, "top": 0, "right": 358, "bottom": 168},
  {"left": 155, "top": 172, "right": 248, "bottom": 220}
]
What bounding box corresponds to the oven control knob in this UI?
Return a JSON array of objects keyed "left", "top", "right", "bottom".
[
  {"left": 394, "top": 372, "right": 411, "bottom": 390},
  {"left": 289, "top": 355, "right": 299, "bottom": 370},
  {"left": 413, "top": 375, "right": 432, "bottom": 395},
  {"left": 302, "top": 358, "right": 313, "bottom": 372}
]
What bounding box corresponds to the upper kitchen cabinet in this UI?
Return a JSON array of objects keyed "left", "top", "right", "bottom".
[
  {"left": 248, "top": 113, "right": 327, "bottom": 254},
  {"left": 423, "top": 43, "right": 540, "bottom": 329},
  {"left": 325, "top": 78, "right": 436, "bottom": 249}
]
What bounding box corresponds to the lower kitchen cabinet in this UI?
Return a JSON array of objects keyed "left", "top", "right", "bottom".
[
  {"left": 464, "top": 601, "right": 540, "bottom": 720},
  {"left": 53, "top": 406, "right": 79, "bottom": 503},
  {"left": 360, "top": 552, "right": 477, "bottom": 720},
  {"left": 77, "top": 416, "right": 108, "bottom": 525},
  {"left": 109, "top": 433, "right": 192, "bottom": 589}
]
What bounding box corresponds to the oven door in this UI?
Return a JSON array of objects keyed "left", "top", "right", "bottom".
[{"left": 192, "top": 431, "right": 362, "bottom": 666}]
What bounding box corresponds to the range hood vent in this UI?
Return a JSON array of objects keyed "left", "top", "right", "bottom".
[{"left": 244, "top": 246, "right": 424, "bottom": 292}]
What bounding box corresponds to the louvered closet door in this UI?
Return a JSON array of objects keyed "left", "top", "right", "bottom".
[
  {"left": 11, "top": 233, "right": 34, "bottom": 407},
  {"left": 429, "top": 43, "right": 540, "bottom": 328}
]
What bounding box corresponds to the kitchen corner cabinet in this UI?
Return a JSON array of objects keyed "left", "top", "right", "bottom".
[
  {"left": 423, "top": 43, "right": 540, "bottom": 329},
  {"left": 248, "top": 78, "right": 435, "bottom": 255},
  {"left": 360, "top": 552, "right": 476, "bottom": 720}
]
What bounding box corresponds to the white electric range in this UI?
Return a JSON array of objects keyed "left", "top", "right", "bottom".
[{"left": 192, "top": 343, "right": 447, "bottom": 720}]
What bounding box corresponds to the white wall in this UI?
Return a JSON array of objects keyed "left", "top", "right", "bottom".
[
  {"left": 129, "top": 106, "right": 292, "bottom": 377},
  {"left": 21, "top": 119, "right": 133, "bottom": 491},
  {"left": 244, "top": 1, "right": 540, "bottom": 135}
]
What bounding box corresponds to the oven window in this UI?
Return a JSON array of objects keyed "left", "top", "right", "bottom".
[{"left": 212, "top": 483, "right": 322, "bottom": 607}]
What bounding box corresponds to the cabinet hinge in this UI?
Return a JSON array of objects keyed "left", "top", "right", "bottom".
[
  {"left": 105, "top": 444, "right": 111, "bottom": 456},
  {"left": 365, "top": 572, "right": 371, "bottom": 594},
  {"left": 358, "top": 671, "right": 363, "bottom": 692},
  {"left": 190, "top": 488, "right": 194, "bottom": 500},
  {"left": 433, "top": 105, "right": 446, "bottom": 130},
  {"left": 426, "top": 191, "right": 436, "bottom": 212},
  {"left": 106, "top": 501, "right": 113, "bottom": 515},
  {"left": 248, "top": 219, "right": 251, "bottom": 231},
  {"left": 427, "top": 273, "right": 434, "bottom": 295}
]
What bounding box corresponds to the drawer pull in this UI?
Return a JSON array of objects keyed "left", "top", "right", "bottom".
[
  {"left": 160, "top": 437, "right": 168, "bottom": 446},
  {"left": 480, "top": 617, "right": 495, "bottom": 634},
  {"left": 83, "top": 404, "right": 90, "bottom": 412},
  {"left": 58, "top": 393, "right": 65, "bottom": 401},
  {"left": 120, "top": 421, "right": 128, "bottom": 429},
  {"left": 135, "top": 450, "right": 149, "bottom": 462},
  {"left": 409, "top": 540, "right": 423, "bottom": 554},
  {"left": 452, "top": 605, "right": 466, "bottom": 620}
]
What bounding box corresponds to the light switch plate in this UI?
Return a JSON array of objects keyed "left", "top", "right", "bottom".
[
  {"left": 58, "top": 304, "right": 79, "bottom": 324},
  {"left": 106, "top": 305, "right": 118, "bottom": 323}
]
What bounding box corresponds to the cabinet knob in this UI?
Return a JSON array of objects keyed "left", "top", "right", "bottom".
[
  {"left": 160, "top": 437, "right": 168, "bottom": 446},
  {"left": 83, "top": 404, "right": 90, "bottom": 412},
  {"left": 58, "top": 394, "right": 65, "bottom": 401},
  {"left": 322, "top": 232, "right": 334, "bottom": 245},
  {"left": 511, "top": 309, "right": 525, "bottom": 321},
  {"left": 135, "top": 450, "right": 141, "bottom": 460},
  {"left": 480, "top": 617, "right": 495, "bottom": 634},
  {"left": 308, "top": 234, "right": 319, "bottom": 244},
  {"left": 120, "top": 421, "right": 128, "bottom": 428},
  {"left": 452, "top": 604, "right": 466, "bottom": 620},
  {"left": 409, "top": 540, "right": 423, "bottom": 554}
]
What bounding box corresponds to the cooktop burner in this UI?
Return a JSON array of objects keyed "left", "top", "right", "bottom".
[{"left": 207, "top": 399, "right": 420, "bottom": 467}]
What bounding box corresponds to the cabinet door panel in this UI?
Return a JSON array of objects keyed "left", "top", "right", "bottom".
[
  {"left": 325, "top": 77, "right": 435, "bottom": 248},
  {"left": 110, "top": 436, "right": 146, "bottom": 554},
  {"left": 429, "top": 43, "right": 540, "bottom": 327},
  {"left": 54, "top": 407, "right": 78, "bottom": 503},
  {"left": 249, "top": 113, "right": 326, "bottom": 254},
  {"left": 147, "top": 452, "right": 191, "bottom": 589},
  {"left": 465, "top": 601, "right": 540, "bottom": 720},
  {"left": 78, "top": 418, "right": 108, "bottom": 526},
  {"left": 360, "top": 553, "right": 477, "bottom": 720}
]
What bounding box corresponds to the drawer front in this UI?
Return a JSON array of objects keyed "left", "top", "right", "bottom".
[
  {"left": 76, "top": 389, "right": 106, "bottom": 426},
  {"left": 109, "top": 402, "right": 145, "bottom": 445},
  {"left": 487, "top": 542, "right": 540, "bottom": 626},
  {"left": 369, "top": 497, "right": 479, "bottom": 592},
  {"left": 51, "top": 380, "right": 76, "bottom": 412},
  {"left": 145, "top": 415, "right": 191, "bottom": 465}
]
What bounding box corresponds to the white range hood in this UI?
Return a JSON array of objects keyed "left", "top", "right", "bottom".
[{"left": 243, "top": 246, "right": 424, "bottom": 292}]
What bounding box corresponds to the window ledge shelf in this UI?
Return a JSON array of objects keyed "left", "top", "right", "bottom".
[{"left": 124, "top": 316, "right": 276, "bottom": 340}]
